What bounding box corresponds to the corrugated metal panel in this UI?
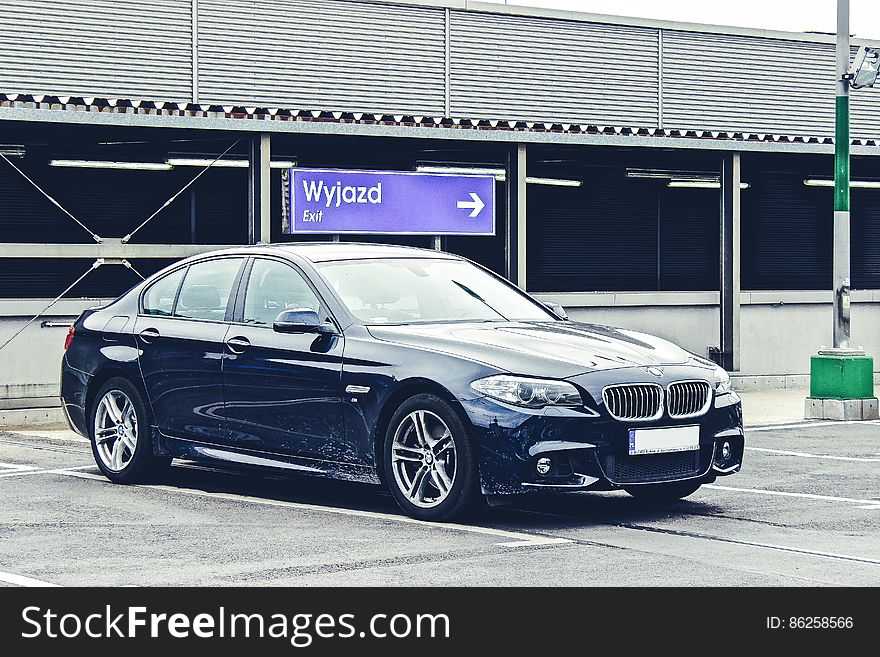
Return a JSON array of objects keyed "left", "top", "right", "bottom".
[
  {"left": 449, "top": 11, "right": 659, "bottom": 126},
  {"left": 661, "top": 30, "right": 880, "bottom": 139},
  {"left": 741, "top": 172, "right": 831, "bottom": 290},
  {"left": 0, "top": 258, "right": 177, "bottom": 298},
  {"left": 659, "top": 188, "right": 719, "bottom": 291},
  {"left": 0, "top": 158, "right": 252, "bottom": 245},
  {"left": 663, "top": 30, "right": 835, "bottom": 137},
  {"left": 197, "top": 0, "right": 446, "bottom": 114},
  {"left": 0, "top": 0, "right": 192, "bottom": 101},
  {"left": 526, "top": 175, "right": 658, "bottom": 292}
]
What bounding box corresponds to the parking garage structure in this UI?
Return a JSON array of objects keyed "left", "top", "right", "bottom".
[{"left": 3, "top": 0, "right": 880, "bottom": 407}]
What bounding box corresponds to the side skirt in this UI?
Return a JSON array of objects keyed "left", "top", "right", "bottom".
[{"left": 162, "top": 435, "right": 381, "bottom": 485}]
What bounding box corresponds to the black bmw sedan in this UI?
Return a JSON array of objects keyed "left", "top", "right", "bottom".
[{"left": 61, "top": 243, "right": 743, "bottom": 521}]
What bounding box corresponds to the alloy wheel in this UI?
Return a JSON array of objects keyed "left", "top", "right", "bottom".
[
  {"left": 93, "top": 390, "right": 138, "bottom": 472},
  {"left": 390, "top": 410, "right": 457, "bottom": 508}
]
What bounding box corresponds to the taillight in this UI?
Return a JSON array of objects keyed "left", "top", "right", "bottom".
[{"left": 63, "top": 325, "right": 75, "bottom": 351}]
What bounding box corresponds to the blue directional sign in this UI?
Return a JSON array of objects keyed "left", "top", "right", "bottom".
[{"left": 284, "top": 168, "right": 496, "bottom": 235}]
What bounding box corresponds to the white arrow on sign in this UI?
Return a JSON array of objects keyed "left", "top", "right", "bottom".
[{"left": 456, "top": 192, "right": 485, "bottom": 218}]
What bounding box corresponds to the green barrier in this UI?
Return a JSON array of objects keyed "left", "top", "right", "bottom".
[{"left": 810, "top": 355, "right": 875, "bottom": 399}]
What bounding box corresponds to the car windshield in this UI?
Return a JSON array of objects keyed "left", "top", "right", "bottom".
[{"left": 317, "top": 258, "right": 556, "bottom": 325}]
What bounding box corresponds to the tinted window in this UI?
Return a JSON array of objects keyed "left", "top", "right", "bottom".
[
  {"left": 317, "top": 258, "right": 555, "bottom": 324},
  {"left": 142, "top": 268, "right": 185, "bottom": 316},
  {"left": 243, "top": 259, "right": 321, "bottom": 326},
  {"left": 174, "top": 258, "right": 242, "bottom": 321}
]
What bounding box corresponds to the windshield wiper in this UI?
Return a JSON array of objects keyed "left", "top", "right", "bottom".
[{"left": 451, "top": 280, "right": 508, "bottom": 320}]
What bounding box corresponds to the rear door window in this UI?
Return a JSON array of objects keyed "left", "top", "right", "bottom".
[
  {"left": 174, "top": 258, "right": 243, "bottom": 321},
  {"left": 142, "top": 268, "right": 185, "bottom": 316}
]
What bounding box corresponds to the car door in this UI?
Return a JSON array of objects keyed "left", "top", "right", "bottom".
[
  {"left": 220, "top": 257, "right": 349, "bottom": 461},
  {"left": 134, "top": 256, "right": 246, "bottom": 443}
]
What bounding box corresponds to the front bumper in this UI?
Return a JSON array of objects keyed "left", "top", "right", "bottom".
[{"left": 460, "top": 391, "right": 743, "bottom": 496}]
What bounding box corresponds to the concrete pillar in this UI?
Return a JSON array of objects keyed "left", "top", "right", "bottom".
[
  {"left": 248, "top": 133, "right": 271, "bottom": 244},
  {"left": 505, "top": 144, "right": 527, "bottom": 288},
  {"left": 720, "top": 152, "right": 741, "bottom": 371}
]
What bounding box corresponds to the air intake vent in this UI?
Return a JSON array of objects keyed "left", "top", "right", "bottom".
[
  {"left": 667, "top": 381, "right": 711, "bottom": 418},
  {"left": 605, "top": 451, "right": 702, "bottom": 484},
  {"left": 602, "top": 384, "right": 662, "bottom": 421}
]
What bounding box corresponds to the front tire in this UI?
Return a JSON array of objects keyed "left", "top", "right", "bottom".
[
  {"left": 89, "top": 377, "right": 171, "bottom": 483},
  {"left": 383, "top": 394, "right": 480, "bottom": 522},
  {"left": 624, "top": 480, "right": 702, "bottom": 502}
]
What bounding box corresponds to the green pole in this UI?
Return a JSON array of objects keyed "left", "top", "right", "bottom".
[
  {"left": 832, "top": 0, "right": 851, "bottom": 350},
  {"left": 808, "top": 0, "right": 877, "bottom": 416},
  {"left": 834, "top": 95, "right": 849, "bottom": 214}
]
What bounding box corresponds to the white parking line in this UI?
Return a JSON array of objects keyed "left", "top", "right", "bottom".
[
  {"left": 12, "top": 430, "right": 90, "bottom": 444},
  {"left": 705, "top": 484, "right": 880, "bottom": 510},
  {"left": 53, "top": 469, "right": 572, "bottom": 548},
  {"left": 744, "top": 446, "right": 880, "bottom": 462},
  {"left": 0, "top": 571, "right": 59, "bottom": 587},
  {"left": 0, "top": 462, "right": 38, "bottom": 472},
  {"left": 0, "top": 464, "right": 97, "bottom": 478},
  {"left": 617, "top": 525, "right": 880, "bottom": 566}
]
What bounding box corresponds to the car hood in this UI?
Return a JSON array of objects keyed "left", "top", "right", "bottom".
[{"left": 367, "top": 321, "right": 695, "bottom": 379}]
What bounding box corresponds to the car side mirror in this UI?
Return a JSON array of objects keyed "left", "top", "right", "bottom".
[
  {"left": 543, "top": 301, "right": 569, "bottom": 320},
  {"left": 273, "top": 309, "right": 337, "bottom": 335}
]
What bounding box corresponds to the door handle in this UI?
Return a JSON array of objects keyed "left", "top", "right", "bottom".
[
  {"left": 226, "top": 336, "right": 251, "bottom": 354},
  {"left": 138, "top": 327, "right": 160, "bottom": 343}
]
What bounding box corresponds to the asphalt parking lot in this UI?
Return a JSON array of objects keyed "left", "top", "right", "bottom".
[{"left": 0, "top": 420, "right": 878, "bottom": 587}]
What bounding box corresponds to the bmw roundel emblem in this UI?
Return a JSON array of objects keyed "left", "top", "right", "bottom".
[{"left": 647, "top": 367, "right": 663, "bottom": 377}]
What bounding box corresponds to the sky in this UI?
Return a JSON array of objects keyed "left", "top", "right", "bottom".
[{"left": 480, "top": 1, "right": 880, "bottom": 39}]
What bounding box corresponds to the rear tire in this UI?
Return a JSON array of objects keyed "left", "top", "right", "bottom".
[
  {"left": 88, "top": 377, "right": 171, "bottom": 484},
  {"left": 624, "top": 480, "right": 701, "bottom": 502},
  {"left": 383, "top": 394, "right": 481, "bottom": 522}
]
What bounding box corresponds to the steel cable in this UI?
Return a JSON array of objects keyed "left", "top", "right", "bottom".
[
  {"left": 0, "top": 153, "right": 102, "bottom": 243},
  {"left": 122, "top": 139, "right": 241, "bottom": 243},
  {"left": 0, "top": 259, "right": 102, "bottom": 355}
]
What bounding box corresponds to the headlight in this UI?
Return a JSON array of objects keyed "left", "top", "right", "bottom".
[
  {"left": 470, "top": 375, "right": 583, "bottom": 408},
  {"left": 714, "top": 365, "right": 732, "bottom": 394}
]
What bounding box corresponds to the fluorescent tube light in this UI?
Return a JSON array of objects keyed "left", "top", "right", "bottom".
[
  {"left": 625, "top": 168, "right": 682, "bottom": 179},
  {"left": 0, "top": 145, "right": 25, "bottom": 157},
  {"left": 804, "top": 178, "right": 880, "bottom": 189},
  {"left": 166, "top": 157, "right": 247, "bottom": 168},
  {"left": 416, "top": 165, "right": 505, "bottom": 179},
  {"left": 667, "top": 180, "right": 750, "bottom": 189},
  {"left": 525, "top": 176, "right": 582, "bottom": 187},
  {"left": 49, "top": 159, "right": 172, "bottom": 170},
  {"left": 166, "top": 157, "right": 297, "bottom": 169}
]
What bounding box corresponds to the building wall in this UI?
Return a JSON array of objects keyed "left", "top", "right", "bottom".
[
  {"left": 3, "top": 293, "right": 879, "bottom": 401},
  {"left": 0, "top": 299, "right": 98, "bottom": 400},
  {"left": 2, "top": 0, "right": 880, "bottom": 138},
  {"left": 536, "top": 291, "right": 880, "bottom": 380}
]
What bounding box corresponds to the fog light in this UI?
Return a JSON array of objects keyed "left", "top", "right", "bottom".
[
  {"left": 536, "top": 457, "right": 552, "bottom": 476},
  {"left": 721, "top": 441, "right": 732, "bottom": 461}
]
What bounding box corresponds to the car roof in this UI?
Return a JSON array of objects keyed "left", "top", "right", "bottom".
[{"left": 259, "top": 242, "right": 462, "bottom": 263}]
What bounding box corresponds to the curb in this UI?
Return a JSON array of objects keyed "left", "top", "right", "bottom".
[{"left": 0, "top": 406, "right": 68, "bottom": 430}]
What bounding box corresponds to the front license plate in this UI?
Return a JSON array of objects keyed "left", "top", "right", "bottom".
[{"left": 627, "top": 425, "right": 699, "bottom": 456}]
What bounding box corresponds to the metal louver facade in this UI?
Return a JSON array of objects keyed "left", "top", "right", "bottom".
[
  {"left": 197, "top": 0, "right": 446, "bottom": 115},
  {"left": 1, "top": 1, "right": 880, "bottom": 140},
  {"left": 449, "top": 10, "right": 659, "bottom": 126},
  {"left": 741, "top": 171, "right": 832, "bottom": 290},
  {"left": 661, "top": 30, "right": 880, "bottom": 139},
  {"left": 0, "top": 0, "right": 192, "bottom": 101}
]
